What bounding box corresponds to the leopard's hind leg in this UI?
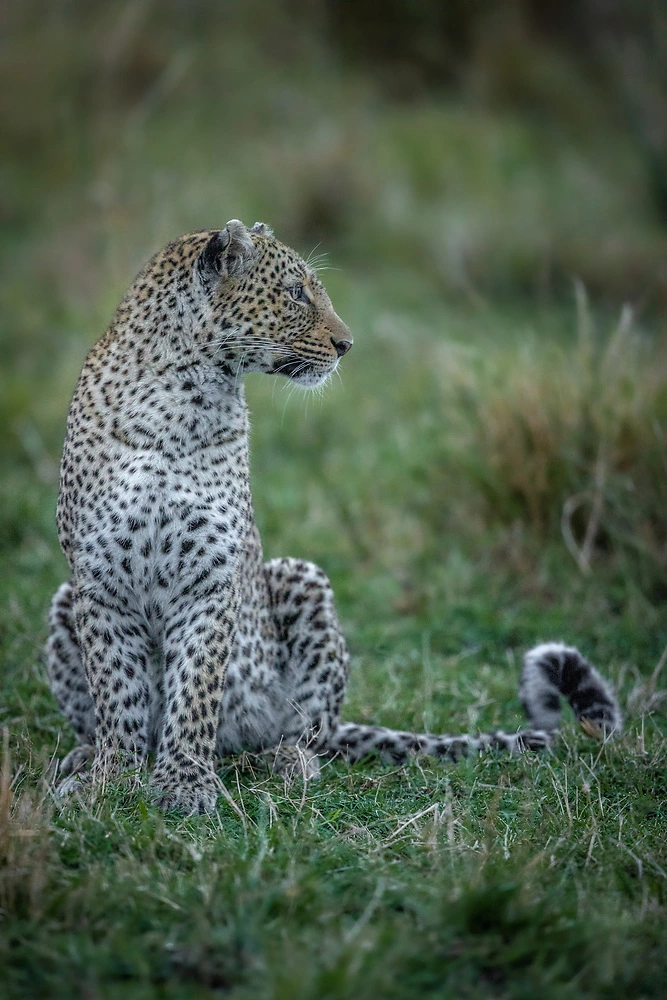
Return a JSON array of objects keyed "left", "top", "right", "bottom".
[
  {"left": 45, "top": 581, "right": 96, "bottom": 779},
  {"left": 261, "top": 557, "right": 350, "bottom": 778}
]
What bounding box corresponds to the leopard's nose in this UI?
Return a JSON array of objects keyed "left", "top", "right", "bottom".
[{"left": 331, "top": 337, "right": 352, "bottom": 357}]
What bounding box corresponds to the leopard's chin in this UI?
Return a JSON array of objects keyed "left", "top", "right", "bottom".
[{"left": 292, "top": 368, "right": 334, "bottom": 389}]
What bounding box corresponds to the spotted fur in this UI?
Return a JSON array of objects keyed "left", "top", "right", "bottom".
[{"left": 46, "top": 220, "right": 621, "bottom": 814}]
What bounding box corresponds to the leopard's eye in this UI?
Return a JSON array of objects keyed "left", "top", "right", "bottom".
[{"left": 289, "top": 283, "right": 310, "bottom": 304}]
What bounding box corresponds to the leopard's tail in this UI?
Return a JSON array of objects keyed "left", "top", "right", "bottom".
[
  {"left": 328, "top": 721, "right": 552, "bottom": 765},
  {"left": 519, "top": 642, "right": 622, "bottom": 737},
  {"left": 328, "top": 642, "right": 621, "bottom": 765}
]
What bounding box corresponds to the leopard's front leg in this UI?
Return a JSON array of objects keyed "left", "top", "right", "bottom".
[
  {"left": 72, "top": 586, "right": 153, "bottom": 779},
  {"left": 153, "top": 597, "right": 235, "bottom": 814}
]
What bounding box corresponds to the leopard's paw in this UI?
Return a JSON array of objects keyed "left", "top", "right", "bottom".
[
  {"left": 151, "top": 765, "right": 219, "bottom": 815},
  {"left": 57, "top": 743, "right": 95, "bottom": 779},
  {"left": 55, "top": 770, "right": 92, "bottom": 800},
  {"left": 264, "top": 744, "right": 321, "bottom": 781}
]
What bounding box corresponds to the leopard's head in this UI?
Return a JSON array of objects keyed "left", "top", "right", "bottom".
[{"left": 194, "top": 220, "right": 352, "bottom": 388}]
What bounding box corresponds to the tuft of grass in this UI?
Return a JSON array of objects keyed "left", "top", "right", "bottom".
[
  {"left": 0, "top": 729, "right": 53, "bottom": 922},
  {"left": 420, "top": 292, "right": 667, "bottom": 594}
]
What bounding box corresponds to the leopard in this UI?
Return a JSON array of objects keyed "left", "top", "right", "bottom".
[{"left": 46, "top": 219, "right": 622, "bottom": 814}]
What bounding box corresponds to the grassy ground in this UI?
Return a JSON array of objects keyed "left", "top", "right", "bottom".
[{"left": 2, "top": 4, "right": 667, "bottom": 997}]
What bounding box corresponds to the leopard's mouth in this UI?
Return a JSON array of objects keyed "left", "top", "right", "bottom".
[
  {"left": 271, "top": 352, "right": 337, "bottom": 389},
  {"left": 271, "top": 354, "right": 317, "bottom": 379}
]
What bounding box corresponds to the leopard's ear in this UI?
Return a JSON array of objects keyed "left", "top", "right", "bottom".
[
  {"left": 249, "top": 221, "right": 273, "bottom": 236},
  {"left": 197, "top": 220, "right": 256, "bottom": 281}
]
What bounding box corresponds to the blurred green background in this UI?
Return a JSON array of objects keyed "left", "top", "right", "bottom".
[
  {"left": 2, "top": 0, "right": 665, "bottom": 606},
  {"left": 3, "top": 0, "right": 667, "bottom": 304}
]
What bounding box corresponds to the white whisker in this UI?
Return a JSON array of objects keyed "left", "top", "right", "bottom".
[{"left": 305, "top": 242, "right": 323, "bottom": 267}]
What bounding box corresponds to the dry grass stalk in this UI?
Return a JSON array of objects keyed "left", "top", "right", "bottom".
[{"left": 0, "top": 728, "right": 52, "bottom": 919}]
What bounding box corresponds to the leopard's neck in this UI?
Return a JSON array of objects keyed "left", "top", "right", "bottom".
[{"left": 73, "top": 330, "right": 250, "bottom": 462}]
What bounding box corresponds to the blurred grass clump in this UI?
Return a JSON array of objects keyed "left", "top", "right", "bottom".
[{"left": 427, "top": 294, "right": 667, "bottom": 591}]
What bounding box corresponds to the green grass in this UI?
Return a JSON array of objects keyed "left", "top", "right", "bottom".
[
  {"left": 2, "top": 3, "right": 667, "bottom": 996},
  {"left": 2, "top": 744, "right": 666, "bottom": 1000}
]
